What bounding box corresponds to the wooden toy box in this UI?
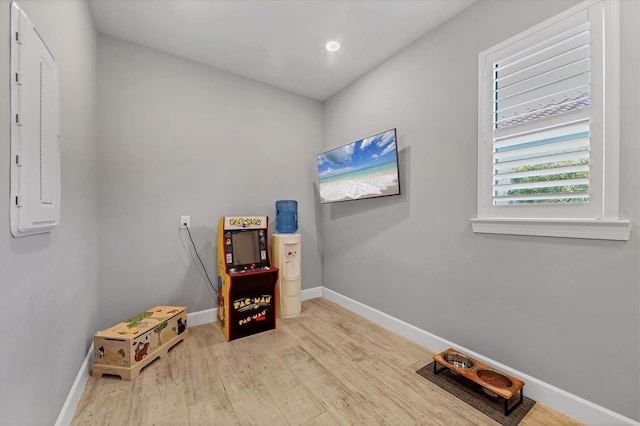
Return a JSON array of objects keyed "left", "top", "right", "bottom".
[{"left": 92, "top": 306, "right": 187, "bottom": 380}]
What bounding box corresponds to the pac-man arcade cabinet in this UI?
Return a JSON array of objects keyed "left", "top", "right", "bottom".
[{"left": 217, "top": 216, "right": 279, "bottom": 341}]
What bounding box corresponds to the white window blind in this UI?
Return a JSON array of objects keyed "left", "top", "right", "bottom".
[
  {"left": 492, "top": 17, "right": 592, "bottom": 206},
  {"left": 473, "top": 0, "right": 630, "bottom": 240}
]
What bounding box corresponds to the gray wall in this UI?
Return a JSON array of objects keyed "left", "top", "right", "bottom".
[
  {"left": 97, "top": 35, "right": 324, "bottom": 330},
  {"left": 322, "top": 0, "right": 640, "bottom": 420},
  {"left": 0, "top": 0, "right": 637, "bottom": 423},
  {"left": 0, "top": 0, "right": 99, "bottom": 425}
]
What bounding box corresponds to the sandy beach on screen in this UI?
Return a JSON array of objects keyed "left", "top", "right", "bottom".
[{"left": 320, "top": 170, "right": 399, "bottom": 203}]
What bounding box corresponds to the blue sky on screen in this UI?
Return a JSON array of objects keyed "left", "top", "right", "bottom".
[{"left": 317, "top": 129, "right": 397, "bottom": 178}]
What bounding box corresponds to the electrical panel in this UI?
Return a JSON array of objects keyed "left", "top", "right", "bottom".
[{"left": 10, "top": 2, "right": 61, "bottom": 237}]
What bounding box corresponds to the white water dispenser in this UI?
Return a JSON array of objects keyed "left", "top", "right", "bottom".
[{"left": 271, "top": 233, "right": 301, "bottom": 318}]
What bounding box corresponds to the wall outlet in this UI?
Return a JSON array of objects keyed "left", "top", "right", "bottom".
[{"left": 180, "top": 216, "right": 190, "bottom": 229}]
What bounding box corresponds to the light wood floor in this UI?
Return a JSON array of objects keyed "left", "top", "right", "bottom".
[{"left": 72, "top": 298, "right": 580, "bottom": 425}]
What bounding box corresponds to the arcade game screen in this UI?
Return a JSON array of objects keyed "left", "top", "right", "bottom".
[{"left": 232, "top": 230, "right": 261, "bottom": 266}]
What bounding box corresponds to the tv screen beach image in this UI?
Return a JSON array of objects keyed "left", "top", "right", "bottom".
[{"left": 318, "top": 129, "right": 400, "bottom": 203}]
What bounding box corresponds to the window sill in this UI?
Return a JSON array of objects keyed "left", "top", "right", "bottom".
[{"left": 470, "top": 218, "right": 631, "bottom": 241}]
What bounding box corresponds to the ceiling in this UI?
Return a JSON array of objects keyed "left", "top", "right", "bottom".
[{"left": 89, "top": 0, "right": 476, "bottom": 101}]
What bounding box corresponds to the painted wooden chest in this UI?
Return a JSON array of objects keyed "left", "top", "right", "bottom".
[{"left": 92, "top": 306, "right": 187, "bottom": 380}]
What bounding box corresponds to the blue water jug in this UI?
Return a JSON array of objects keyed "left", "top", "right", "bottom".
[{"left": 276, "top": 200, "right": 298, "bottom": 233}]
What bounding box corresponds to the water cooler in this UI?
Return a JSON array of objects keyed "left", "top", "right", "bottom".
[{"left": 271, "top": 233, "right": 301, "bottom": 318}]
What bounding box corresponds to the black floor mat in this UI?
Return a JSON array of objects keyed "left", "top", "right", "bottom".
[{"left": 416, "top": 362, "right": 536, "bottom": 426}]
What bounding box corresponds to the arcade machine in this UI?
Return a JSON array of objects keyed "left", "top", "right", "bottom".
[{"left": 217, "top": 216, "right": 279, "bottom": 341}]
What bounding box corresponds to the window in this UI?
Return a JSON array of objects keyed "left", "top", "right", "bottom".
[{"left": 471, "top": 0, "right": 630, "bottom": 240}]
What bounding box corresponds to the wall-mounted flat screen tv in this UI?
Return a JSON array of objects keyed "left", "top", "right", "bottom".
[{"left": 317, "top": 128, "right": 400, "bottom": 204}]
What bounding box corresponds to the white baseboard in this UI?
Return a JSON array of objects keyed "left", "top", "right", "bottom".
[
  {"left": 55, "top": 342, "right": 94, "bottom": 426},
  {"left": 321, "top": 287, "right": 639, "bottom": 426},
  {"left": 58, "top": 287, "right": 637, "bottom": 426},
  {"left": 187, "top": 307, "right": 217, "bottom": 327},
  {"left": 301, "top": 286, "right": 323, "bottom": 300}
]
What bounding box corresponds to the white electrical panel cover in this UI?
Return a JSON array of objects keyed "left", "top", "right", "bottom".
[{"left": 10, "top": 2, "right": 61, "bottom": 237}]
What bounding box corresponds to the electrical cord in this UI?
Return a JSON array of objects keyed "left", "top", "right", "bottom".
[{"left": 184, "top": 223, "right": 217, "bottom": 293}]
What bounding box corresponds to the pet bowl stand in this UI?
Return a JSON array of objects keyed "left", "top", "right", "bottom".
[{"left": 433, "top": 348, "right": 525, "bottom": 416}]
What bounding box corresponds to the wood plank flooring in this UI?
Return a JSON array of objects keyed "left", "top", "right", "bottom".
[{"left": 72, "top": 298, "right": 580, "bottom": 425}]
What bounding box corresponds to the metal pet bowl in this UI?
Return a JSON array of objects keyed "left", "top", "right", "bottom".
[
  {"left": 442, "top": 352, "right": 475, "bottom": 370},
  {"left": 476, "top": 368, "right": 514, "bottom": 393}
]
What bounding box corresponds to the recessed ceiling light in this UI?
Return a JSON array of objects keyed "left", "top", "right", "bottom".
[{"left": 325, "top": 41, "right": 340, "bottom": 52}]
